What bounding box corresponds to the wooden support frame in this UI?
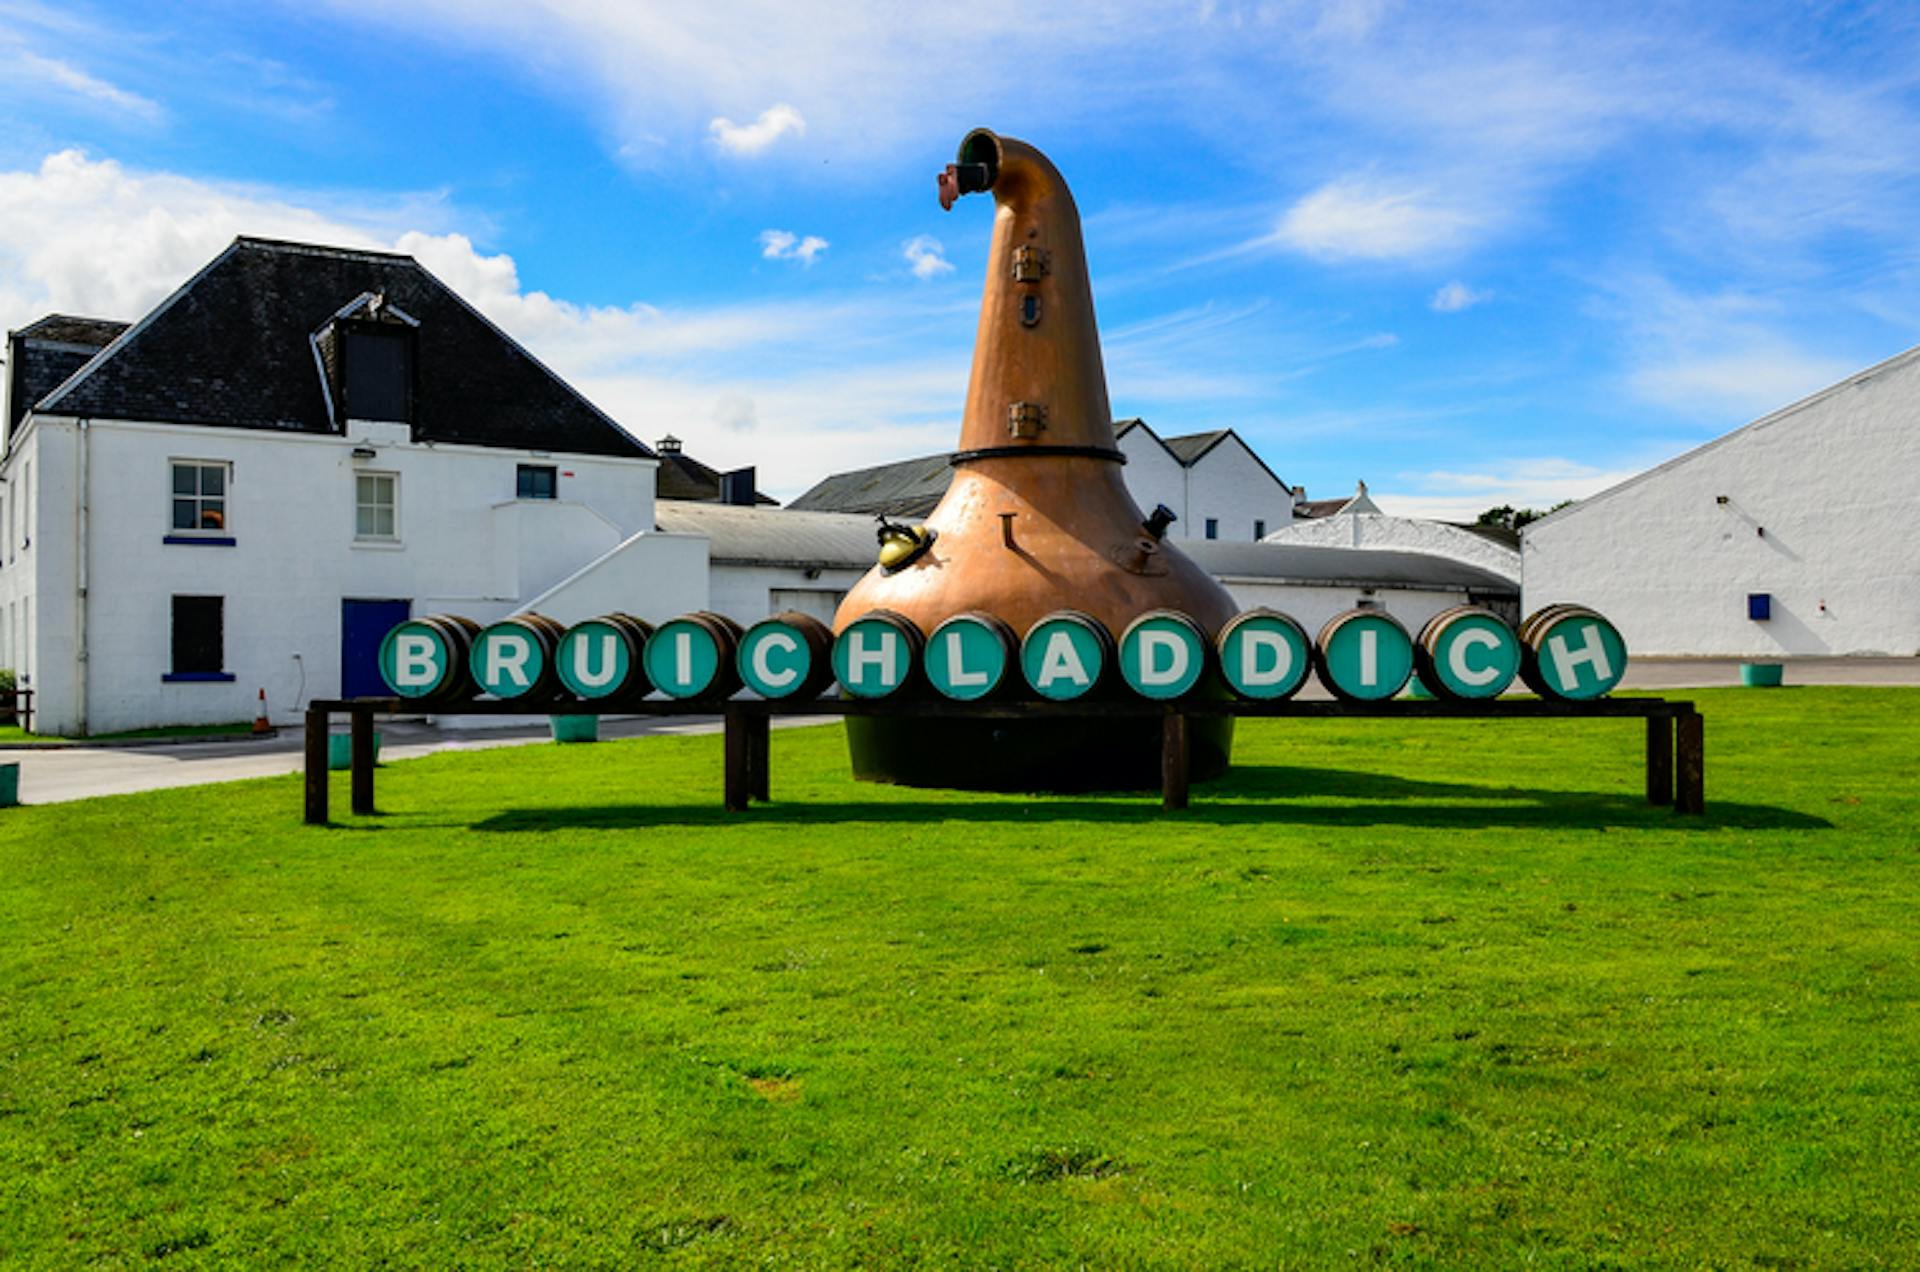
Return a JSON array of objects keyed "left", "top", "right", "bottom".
[{"left": 299, "top": 695, "right": 1704, "bottom": 824}]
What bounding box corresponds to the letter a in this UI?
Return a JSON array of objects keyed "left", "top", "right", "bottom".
[{"left": 1038, "top": 632, "right": 1089, "bottom": 687}]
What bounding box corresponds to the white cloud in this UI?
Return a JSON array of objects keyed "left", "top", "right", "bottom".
[
  {"left": 709, "top": 103, "right": 805, "bottom": 156},
  {"left": 902, "top": 235, "right": 952, "bottom": 279},
  {"left": 1374, "top": 457, "right": 1645, "bottom": 522},
  {"left": 758, "top": 228, "right": 828, "bottom": 264},
  {"left": 1430, "top": 281, "right": 1488, "bottom": 312},
  {"left": 1274, "top": 178, "right": 1486, "bottom": 261},
  {"left": 1596, "top": 272, "right": 1858, "bottom": 420},
  {"left": 13, "top": 51, "right": 162, "bottom": 123},
  {"left": 0, "top": 149, "right": 973, "bottom": 499}
]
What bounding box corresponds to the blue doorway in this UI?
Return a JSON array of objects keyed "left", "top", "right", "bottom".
[{"left": 341, "top": 598, "right": 412, "bottom": 698}]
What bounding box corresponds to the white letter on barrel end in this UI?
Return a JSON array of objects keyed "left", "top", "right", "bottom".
[
  {"left": 752, "top": 631, "right": 800, "bottom": 689},
  {"left": 848, "top": 629, "right": 899, "bottom": 686},
  {"left": 1240, "top": 629, "right": 1292, "bottom": 686},
  {"left": 1548, "top": 624, "right": 1612, "bottom": 685},
  {"left": 486, "top": 634, "right": 533, "bottom": 687},
  {"left": 394, "top": 634, "right": 439, "bottom": 687},
  {"left": 1139, "top": 630, "right": 1190, "bottom": 686},
  {"left": 946, "top": 630, "right": 989, "bottom": 688},
  {"left": 1037, "top": 633, "right": 1090, "bottom": 688},
  {"left": 1448, "top": 628, "right": 1502, "bottom": 687}
]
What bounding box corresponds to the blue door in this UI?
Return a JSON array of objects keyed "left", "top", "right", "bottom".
[{"left": 341, "top": 598, "right": 412, "bottom": 698}]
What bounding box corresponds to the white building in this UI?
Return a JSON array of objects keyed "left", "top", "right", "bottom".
[
  {"left": 1263, "top": 482, "right": 1522, "bottom": 589},
  {"left": 0, "top": 237, "right": 702, "bottom": 735},
  {"left": 1523, "top": 345, "right": 1920, "bottom": 656},
  {"left": 789, "top": 419, "right": 1297, "bottom": 541}
]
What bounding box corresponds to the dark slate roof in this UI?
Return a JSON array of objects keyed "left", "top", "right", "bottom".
[
  {"left": 1163, "top": 428, "right": 1232, "bottom": 464},
  {"left": 35, "top": 237, "right": 651, "bottom": 460},
  {"left": 1184, "top": 540, "right": 1519, "bottom": 594},
  {"left": 654, "top": 447, "right": 776, "bottom": 505},
  {"left": 787, "top": 451, "right": 954, "bottom": 517},
  {"left": 8, "top": 314, "right": 128, "bottom": 432}
]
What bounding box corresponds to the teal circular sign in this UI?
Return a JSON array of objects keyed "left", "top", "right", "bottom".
[
  {"left": 1218, "top": 613, "right": 1310, "bottom": 700},
  {"left": 738, "top": 620, "right": 814, "bottom": 698},
  {"left": 832, "top": 616, "right": 915, "bottom": 698},
  {"left": 1532, "top": 613, "right": 1627, "bottom": 700},
  {"left": 1427, "top": 613, "right": 1519, "bottom": 699},
  {"left": 471, "top": 623, "right": 547, "bottom": 700},
  {"left": 1119, "top": 614, "right": 1206, "bottom": 700},
  {"left": 379, "top": 620, "right": 451, "bottom": 698},
  {"left": 645, "top": 618, "right": 724, "bottom": 698},
  {"left": 556, "top": 620, "right": 635, "bottom": 700},
  {"left": 1021, "top": 617, "right": 1107, "bottom": 701},
  {"left": 925, "top": 616, "right": 1009, "bottom": 701},
  {"left": 1318, "top": 612, "right": 1413, "bottom": 701}
]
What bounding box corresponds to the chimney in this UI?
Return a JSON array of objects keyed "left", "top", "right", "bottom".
[{"left": 719, "top": 466, "right": 756, "bottom": 506}]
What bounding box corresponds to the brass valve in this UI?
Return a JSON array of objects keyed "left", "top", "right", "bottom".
[{"left": 875, "top": 516, "right": 937, "bottom": 572}]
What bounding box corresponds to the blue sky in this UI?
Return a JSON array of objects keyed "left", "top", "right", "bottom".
[{"left": 4, "top": 1, "right": 1919, "bottom": 516}]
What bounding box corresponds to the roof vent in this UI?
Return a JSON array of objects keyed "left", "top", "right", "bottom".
[{"left": 657, "top": 434, "right": 682, "bottom": 454}]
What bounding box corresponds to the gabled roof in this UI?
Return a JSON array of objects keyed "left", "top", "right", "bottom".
[
  {"left": 34, "top": 237, "right": 651, "bottom": 460},
  {"left": 1163, "top": 427, "right": 1291, "bottom": 493},
  {"left": 7, "top": 314, "right": 128, "bottom": 432},
  {"left": 787, "top": 451, "right": 955, "bottom": 517}
]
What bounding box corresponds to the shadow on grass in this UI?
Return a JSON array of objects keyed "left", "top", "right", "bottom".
[{"left": 460, "top": 764, "right": 1829, "bottom": 834}]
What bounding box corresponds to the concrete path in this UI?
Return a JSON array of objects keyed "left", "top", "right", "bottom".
[
  {"left": 7, "top": 715, "right": 833, "bottom": 807},
  {"left": 6, "top": 657, "right": 1912, "bottom": 806}
]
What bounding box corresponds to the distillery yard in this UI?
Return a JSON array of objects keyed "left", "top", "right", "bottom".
[{"left": 1, "top": 688, "right": 1915, "bottom": 1268}]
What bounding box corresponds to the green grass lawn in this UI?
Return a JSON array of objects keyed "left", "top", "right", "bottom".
[{"left": 3, "top": 688, "right": 1917, "bottom": 1268}]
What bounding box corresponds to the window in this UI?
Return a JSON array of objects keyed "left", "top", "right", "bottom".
[
  {"left": 517, "top": 464, "right": 557, "bottom": 500},
  {"left": 169, "top": 595, "right": 227, "bottom": 678},
  {"left": 19, "top": 461, "right": 28, "bottom": 547},
  {"left": 343, "top": 326, "right": 413, "bottom": 422},
  {"left": 1253, "top": 519, "right": 1266, "bottom": 540},
  {"left": 171, "top": 461, "right": 231, "bottom": 533},
  {"left": 1204, "top": 517, "right": 1219, "bottom": 540},
  {"left": 356, "top": 472, "right": 398, "bottom": 539}
]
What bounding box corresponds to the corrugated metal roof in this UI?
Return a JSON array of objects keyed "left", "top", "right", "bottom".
[
  {"left": 1183, "top": 540, "right": 1518, "bottom": 593},
  {"left": 655, "top": 502, "right": 879, "bottom": 569}
]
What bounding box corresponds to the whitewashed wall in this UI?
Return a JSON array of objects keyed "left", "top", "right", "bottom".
[
  {"left": 1523, "top": 349, "right": 1920, "bottom": 656},
  {"left": 1212, "top": 577, "right": 1482, "bottom": 641},
  {"left": 1117, "top": 427, "right": 1188, "bottom": 527},
  {"left": 1265, "top": 514, "right": 1521, "bottom": 584},
  {"left": 4, "top": 412, "right": 663, "bottom": 734},
  {"left": 1184, "top": 435, "right": 1294, "bottom": 543},
  {"left": 707, "top": 563, "right": 865, "bottom": 625}
]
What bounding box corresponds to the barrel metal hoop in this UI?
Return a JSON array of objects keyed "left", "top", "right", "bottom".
[{"left": 949, "top": 445, "right": 1127, "bottom": 466}]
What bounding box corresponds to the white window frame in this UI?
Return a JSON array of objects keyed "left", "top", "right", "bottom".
[
  {"left": 169, "top": 459, "right": 233, "bottom": 538},
  {"left": 354, "top": 470, "right": 400, "bottom": 542}
]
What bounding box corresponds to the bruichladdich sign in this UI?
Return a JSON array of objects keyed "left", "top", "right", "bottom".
[{"left": 380, "top": 602, "right": 1629, "bottom": 707}]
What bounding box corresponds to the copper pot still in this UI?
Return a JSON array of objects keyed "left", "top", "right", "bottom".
[{"left": 833, "top": 128, "right": 1237, "bottom": 790}]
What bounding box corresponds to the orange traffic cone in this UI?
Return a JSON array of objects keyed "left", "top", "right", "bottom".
[{"left": 253, "top": 687, "right": 272, "bottom": 735}]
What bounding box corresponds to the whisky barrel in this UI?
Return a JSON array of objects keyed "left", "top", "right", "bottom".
[
  {"left": 1020, "top": 610, "right": 1116, "bottom": 701},
  {"left": 1414, "top": 606, "right": 1520, "bottom": 700},
  {"left": 470, "top": 613, "right": 567, "bottom": 702},
  {"left": 644, "top": 611, "right": 745, "bottom": 701},
  {"left": 737, "top": 611, "right": 836, "bottom": 700},
  {"left": 378, "top": 614, "right": 480, "bottom": 704},
  {"left": 1314, "top": 608, "right": 1414, "bottom": 701},
  {"left": 1518, "top": 605, "right": 1627, "bottom": 700},
  {"left": 1119, "top": 609, "right": 1210, "bottom": 701},
  {"left": 832, "top": 609, "right": 925, "bottom": 699},
  {"left": 925, "top": 612, "right": 1019, "bottom": 701},
  {"left": 556, "top": 613, "right": 654, "bottom": 703},
  {"left": 1216, "top": 608, "right": 1312, "bottom": 701}
]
